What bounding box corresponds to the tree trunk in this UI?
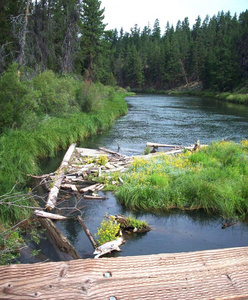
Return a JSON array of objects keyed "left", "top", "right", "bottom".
[
  {"left": 17, "top": 0, "right": 31, "bottom": 69},
  {"left": 179, "top": 58, "right": 190, "bottom": 89}
]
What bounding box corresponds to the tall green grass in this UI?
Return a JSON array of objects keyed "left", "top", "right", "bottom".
[
  {"left": 116, "top": 141, "right": 248, "bottom": 220},
  {"left": 0, "top": 91, "right": 127, "bottom": 225}
]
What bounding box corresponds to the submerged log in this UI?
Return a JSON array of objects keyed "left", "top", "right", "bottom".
[
  {"left": 222, "top": 221, "right": 237, "bottom": 229},
  {"left": 45, "top": 143, "right": 76, "bottom": 211},
  {"left": 77, "top": 216, "right": 98, "bottom": 249},
  {"left": 38, "top": 217, "right": 81, "bottom": 260},
  {"left": 34, "top": 210, "right": 67, "bottom": 220}
]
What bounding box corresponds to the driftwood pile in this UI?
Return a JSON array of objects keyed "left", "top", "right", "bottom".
[
  {"left": 41, "top": 146, "right": 132, "bottom": 211},
  {"left": 60, "top": 147, "right": 131, "bottom": 192}
]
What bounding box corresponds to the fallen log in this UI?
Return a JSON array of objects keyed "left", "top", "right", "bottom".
[
  {"left": 61, "top": 184, "right": 78, "bottom": 192},
  {"left": 77, "top": 216, "right": 98, "bottom": 249},
  {"left": 146, "top": 142, "right": 182, "bottom": 148},
  {"left": 38, "top": 217, "right": 81, "bottom": 260},
  {"left": 34, "top": 210, "right": 67, "bottom": 220},
  {"left": 45, "top": 143, "right": 76, "bottom": 211},
  {"left": 83, "top": 195, "right": 106, "bottom": 200},
  {"left": 98, "top": 146, "right": 122, "bottom": 157},
  {"left": 80, "top": 183, "right": 104, "bottom": 193},
  {"left": 93, "top": 234, "right": 124, "bottom": 258}
]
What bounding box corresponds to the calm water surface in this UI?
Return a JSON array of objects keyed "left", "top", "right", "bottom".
[
  {"left": 31, "top": 95, "right": 248, "bottom": 262},
  {"left": 80, "top": 94, "right": 248, "bottom": 155}
]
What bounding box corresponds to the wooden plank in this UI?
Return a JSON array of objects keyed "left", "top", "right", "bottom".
[{"left": 1, "top": 247, "right": 248, "bottom": 299}]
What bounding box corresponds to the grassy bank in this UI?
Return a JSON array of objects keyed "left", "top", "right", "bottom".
[
  {"left": 139, "top": 81, "right": 248, "bottom": 105},
  {"left": 0, "top": 66, "right": 129, "bottom": 264},
  {"left": 164, "top": 83, "right": 248, "bottom": 105},
  {"left": 116, "top": 141, "right": 248, "bottom": 220},
  {"left": 0, "top": 67, "right": 128, "bottom": 227}
]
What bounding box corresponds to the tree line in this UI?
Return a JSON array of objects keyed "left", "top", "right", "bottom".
[{"left": 1, "top": 0, "right": 248, "bottom": 92}]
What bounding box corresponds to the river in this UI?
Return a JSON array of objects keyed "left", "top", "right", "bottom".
[{"left": 24, "top": 95, "right": 248, "bottom": 262}]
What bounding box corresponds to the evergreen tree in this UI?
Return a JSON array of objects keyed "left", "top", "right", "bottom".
[
  {"left": 239, "top": 10, "right": 248, "bottom": 79},
  {"left": 81, "top": 0, "right": 106, "bottom": 81}
]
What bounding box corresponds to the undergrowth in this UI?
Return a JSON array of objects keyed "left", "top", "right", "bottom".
[{"left": 0, "top": 67, "right": 128, "bottom": 227}]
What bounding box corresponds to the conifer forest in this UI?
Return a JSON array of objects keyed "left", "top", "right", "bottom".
[{"left": 1, "top": 0, "right": 248, "bottom": 92}]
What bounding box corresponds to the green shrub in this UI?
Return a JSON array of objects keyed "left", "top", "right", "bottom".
[
  {"left": 33, "top": 70, "right": 73, "bottom": 115},
  {"left": 0, "top": 64, "right": 37, "bottom": 132}
]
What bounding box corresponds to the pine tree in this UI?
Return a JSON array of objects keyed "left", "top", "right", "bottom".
[{"left": 81, "top": 0, "right": 106, "bottom": 81}]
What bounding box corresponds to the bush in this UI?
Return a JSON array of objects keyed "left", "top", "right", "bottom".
[
  {"left": 95, "top": 216, "right": 120, "bottom": 245},
  {"left": 0, "top": 64, "right": 37, "bottom": 132},
  {"left": 33, "top": 70, "right": 74, "bottom": 115}
]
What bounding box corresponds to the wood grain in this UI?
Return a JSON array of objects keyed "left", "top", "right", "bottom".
[{"left": 1, "top": 247, "right": 248, "bottom": 299}]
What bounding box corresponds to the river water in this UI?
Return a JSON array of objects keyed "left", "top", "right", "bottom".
[{"left": 27, "top": 95, "right": 248, "bottom": 262}]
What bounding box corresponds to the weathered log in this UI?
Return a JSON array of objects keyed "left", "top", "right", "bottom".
[
  {"left": 80, "top": 183, "right": 104, "bottom": 193},
  {"left": 61, "top": 184, "right": 78, "bottom": 192},
  {"left": 45, "top": 143, "right": 76, "bottom": 211},
  {"left": 98, "top": 146, "right": 122, "bottom": 157},
  {"left": 83, "top": 195, "right": 106, "bottom": 200},
  {"left": 77, "top": 216, "right": 98, "bottom": 249},
  {"left": 38, "top": 217, "right": 81, "bottom": 260},
  {"left": 34, "top": 210, "right": 67, "bottom": 220},
  {"left": 93, "top": 234, "right": 124, "bottom": 258},
  {"left": 146, "top": 142, "right": 182, "bottom": 148}
]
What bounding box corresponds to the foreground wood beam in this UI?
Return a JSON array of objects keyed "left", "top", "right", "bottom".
[
  {"left": 45, "top": 143, "right": 76, "bottom": 211},
  {"left": 0, "top": 247, "right": 248, "bottom": 299}
]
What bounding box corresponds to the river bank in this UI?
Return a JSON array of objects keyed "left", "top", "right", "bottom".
[
  {"left": 0, "top": 88, "right": 128, "bottom": 265},
  {"left": 134, "top": 81, "right": 248, "bottom": 105}
]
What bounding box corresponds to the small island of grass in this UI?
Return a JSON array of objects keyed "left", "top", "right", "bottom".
[{"left": 115, "top": 140, "right": 248, "bottom": 221}]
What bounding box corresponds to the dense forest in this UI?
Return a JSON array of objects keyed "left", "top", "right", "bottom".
[{"left": 1, "top": 0, "right": 248, "bottom": 92}]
